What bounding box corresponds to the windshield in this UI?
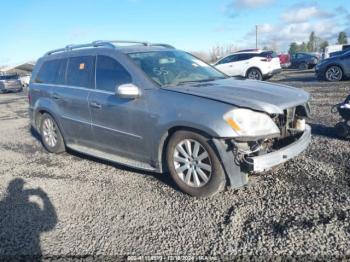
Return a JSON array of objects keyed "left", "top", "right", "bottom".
[
  {"left": 128, "top": 50, "right": 227, "bottom": 87},
  {"left": 0, "top": 75, "right": 18, "bottom": 80}
]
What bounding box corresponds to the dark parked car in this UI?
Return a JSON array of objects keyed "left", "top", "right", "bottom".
[
  {"left": 0, "top": 74, "right": 23, "bottom": 93},
  {"left": 315, "top": 50, "right": 350, "bottom": 81},
  {"left": 290, "top": 52, "right": 318, "bottom": 70},
  {"left": 29, "top": 40, "right": 311, "bottom": 197}
]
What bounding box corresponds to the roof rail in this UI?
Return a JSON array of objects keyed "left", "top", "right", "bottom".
[
  {"left": 44, "top": 41, "right": 115, "bottom": 56},
  {"left": 44, "top": 40, "right": 174, "bottom": 56},
  {"left": 108, "top": 40, "right": 150, "bottom": 46},
  {"left": 150, "top": 43, "right": 175, "bottom": 49}
]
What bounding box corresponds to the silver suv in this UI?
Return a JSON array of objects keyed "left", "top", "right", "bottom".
[
  {"left": 29, "top": 40, "right": 311, "bottom": 197},
  {"left": 0, "top": 74, "right": 23, "bottom": 93}
]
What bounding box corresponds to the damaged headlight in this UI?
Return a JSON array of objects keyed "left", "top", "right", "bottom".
[{"left": 223, "top": 108, "right": 280, "bottom": 137}]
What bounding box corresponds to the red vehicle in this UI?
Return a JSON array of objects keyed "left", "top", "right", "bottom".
[{"left": 278, "top": 54, "right": 290, "bottom": 68}]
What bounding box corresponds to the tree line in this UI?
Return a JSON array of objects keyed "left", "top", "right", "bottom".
[{"left": 288, "top": 31, "right": 348, "bottom": 54}]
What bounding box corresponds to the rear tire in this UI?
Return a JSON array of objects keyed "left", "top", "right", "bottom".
[
  {"left": 166, "top": 131, "right": 226, "bottom": 197},
  {"left": 246, "top": 68, "right": 262, "bottom": 80},
  {"left": 40, "top": 113, "right": 65, "bottom": 153}
]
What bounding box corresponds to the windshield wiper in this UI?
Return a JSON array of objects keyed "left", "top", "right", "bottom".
[{"left": 176, "top": 77, "right": 226, "bottom": 86}]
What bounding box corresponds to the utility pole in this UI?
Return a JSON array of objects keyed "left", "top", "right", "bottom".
[{"left": 255, "top": 25, "right": 258, "bottom": 49}]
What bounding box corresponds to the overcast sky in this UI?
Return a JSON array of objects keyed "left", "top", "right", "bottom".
[{"left": 0, "top": 0, "right": 349, "bottom": 65}]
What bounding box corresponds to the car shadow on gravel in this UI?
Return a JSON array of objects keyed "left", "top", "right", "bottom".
[
  {"left": 67, "top": 148, "right": 180, "bottom": 191},
  {"left": 309, "top": 123, "right": 339, "bottom": 139},
  {"left": 30, "top": 127, "right": 180, "bottom": 192},
  {"left": 0, "top": 178, "right": 57, "bottom": 260}
]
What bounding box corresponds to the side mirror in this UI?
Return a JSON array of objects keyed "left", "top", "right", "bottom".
[{"left": 116, "top": 83, "right": 141, "bottom": 99}]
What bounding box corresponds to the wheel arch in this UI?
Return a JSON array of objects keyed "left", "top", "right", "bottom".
[
  {"left": 33, "top": 107, "right": 66, "bottom": 143},
  {"left": 245, "top": 67, "right": 262, "bottom": 78},
  {"left": 325, "top": 63, "right": 344, "bottom": 80},
  {"left": 156, "top": 125, "right": 248, "bottom": 189},
  {"left": 156, "top": 126, "right": 214, "bottom": 173}
]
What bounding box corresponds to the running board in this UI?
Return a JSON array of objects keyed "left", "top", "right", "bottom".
[{"left": 67, "top": 143, "right": 157, "bottom": 172}]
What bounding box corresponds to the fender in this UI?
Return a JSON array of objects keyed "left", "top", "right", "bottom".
[{"left": 33, "top": 98, "right": 66, "bottom": 138}]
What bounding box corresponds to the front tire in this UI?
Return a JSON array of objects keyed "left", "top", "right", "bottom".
[
  {"left": 166, "top": 131, "right": 226, "bottom": 197},
  {"left": 40, "top": 113, "right": 65, "bottom": 153},
  {"left": 246, "top": 68, "right": 262, "bottom": 80},
  {"left": 299, "top": 63, "right": 308, "bottom": 70},
  {"left": 325, "top": 66, "right": 343, "bottom": 82}
]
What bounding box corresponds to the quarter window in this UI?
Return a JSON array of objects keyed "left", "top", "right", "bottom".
[
  {"left": 35, "top": 59, "right": 67, "bottom": 84},
  {"left": 66, "top": 56, "right": 95, "bottom": 88},
  {"left": 96, "top": 56, "right": 132, "bottom": 92}
]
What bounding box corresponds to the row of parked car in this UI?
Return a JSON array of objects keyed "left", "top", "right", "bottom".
[
  {"left": 213, "top": 48, "right": 350, "bottom": 82},
  {"left": 211, "top": 49, "right": 321, "bottom": 81}
]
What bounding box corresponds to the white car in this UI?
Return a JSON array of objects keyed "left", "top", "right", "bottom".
[{"left": 214, "top": 50, "right": 282, "bottom": 80}]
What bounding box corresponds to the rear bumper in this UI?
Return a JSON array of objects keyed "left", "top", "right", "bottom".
[
  {"left": 264, "top": 68, "right": 282, "bottom": 77},
  {"left": 246, "top": 125, "right": 311, "bottom": 172},
  {"left": 0, "top": 84, "right": 23, "bottom": 93}
]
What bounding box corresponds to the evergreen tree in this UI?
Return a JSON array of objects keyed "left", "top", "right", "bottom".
[{"left": 338, "top": 32, "right": 348, "bottom": 45}]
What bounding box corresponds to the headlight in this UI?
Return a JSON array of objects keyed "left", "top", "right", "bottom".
[{"left": 223, "top": 108, "right": 280, "bottom": 137}]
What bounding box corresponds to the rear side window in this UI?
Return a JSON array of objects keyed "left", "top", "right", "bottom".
[
  {"left": 66, "top": 56, "right": 95, "bottom": 88},
  {"left": 35, "top": 59, "right": 67, "bottom": 84},
  {"left": 96, "top": 55, "right": 132, "bottom": 92},
  {"left": 237, "top": 54, "right": 254, "bottom": 61},
  {"left": 217, "top": 55, "right": 236, "bottom": 65},
  {"left": 259, "top": 51, "right": 278, "bottom": 58}
]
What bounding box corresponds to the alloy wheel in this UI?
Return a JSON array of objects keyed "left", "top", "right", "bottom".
[
  {"left": 42, "top": 118, "right": 58, "bottom": 148},
  {"left": 247, "top": 69, "right": 261, "bottom": 80},
  {"left": 326, "top": 66, "right": 342, "bottom": 81},
  {"left": 173, "top": 139, "right": 212, "bottom": 188}
]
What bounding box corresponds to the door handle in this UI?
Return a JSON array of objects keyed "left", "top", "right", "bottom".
[
  {"left": 90, "top": 101, "right": 102, "bottom": 109},
  {"left": 52, "top": 93, "right": 61, "bottom": 100}
]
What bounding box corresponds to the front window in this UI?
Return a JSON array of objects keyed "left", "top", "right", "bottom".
[{"left": 128, "top": 50, "right": 227, "bottom": 87}]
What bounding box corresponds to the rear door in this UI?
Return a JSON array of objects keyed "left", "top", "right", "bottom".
[
  {"left": 215, "top": 55, "right": 239, "bottom": 76},
  {"left": 50, "top": 55, "right": 95, "bottom": 146},
  {"left": 236, "top": 54, "right": 256, "bottom": 76},
  {"left": 88, "top": 54, "right": 150, "bottom": 162}
]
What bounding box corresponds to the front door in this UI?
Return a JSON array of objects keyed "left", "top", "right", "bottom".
[{"left": 88, "top": 55, "right": 150, "bottom": 162}]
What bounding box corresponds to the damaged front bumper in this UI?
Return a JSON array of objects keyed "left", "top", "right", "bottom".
[{"left": 245, "top": 125, "right": 311, "bottom": 172}]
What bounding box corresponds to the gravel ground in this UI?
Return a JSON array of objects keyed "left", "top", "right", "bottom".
[{"left": 0, "top": 70, "right": 349, "bottom": 261}]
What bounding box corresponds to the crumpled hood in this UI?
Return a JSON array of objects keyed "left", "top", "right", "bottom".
[{"left": 166, "top": 78, "right": 310, "bottom": 114}]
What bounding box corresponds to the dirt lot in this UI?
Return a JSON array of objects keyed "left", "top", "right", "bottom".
[{"left": 0, "top": 70, "right": 349, "bottom": 260}]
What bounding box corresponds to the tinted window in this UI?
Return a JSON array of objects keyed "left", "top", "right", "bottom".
[
  {"left": 35, "top": 59, "right": 67, "bottom": 84},
  {"left": 259, "top": 51, "right": 277, "bottom": 58},
  {"left": 217, "top": 55, "right": 236, "bottom": 65},
  {"left": 0, "top": 75, "right": 18, "bottom": 80},
  {"left": 66, "top": 56, "right": 95, "bottom": 88},
  {"left": 96, "top": 56, "right": 132, "bottom": 92},
  {"left": 236, "top": 54, "right": 254, "bottom": 61}
]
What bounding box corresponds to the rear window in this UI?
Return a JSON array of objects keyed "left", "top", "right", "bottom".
[
  {"left": 259, "top": 51, "right": 278, "bottom": 58},
  {"left": 0, "top": 75, "right": 18, "bottom": 80},
  {"left": 66, "top": 56, "right": 95, "bottom": 88},
  {"left": 35, "top": 59, "right": 67, "bottom": 84},
  {"left": 96, "top": 55, "right": 132, "bottom": 92}
]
